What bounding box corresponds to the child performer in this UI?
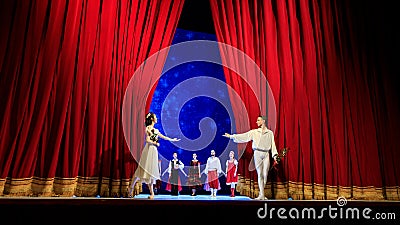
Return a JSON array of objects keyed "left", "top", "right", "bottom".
[{"left": 225, "top": 151, "right": 238, "bottom": 197}]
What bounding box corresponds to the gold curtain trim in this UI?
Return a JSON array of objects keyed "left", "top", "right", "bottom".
[
  {"left": 0, "top": 178, "right": 6, "bottom": 196},
  {"left": 0, "top": 175, "right": 398, "bottom": 200},
  {"left": 99, "top": 177, "right": 131, "bottom": 197},
  {"left": 53, "top": 177, "right": 78, "bottom": 196},
  {"left": 31, "top": 177, "right": 55, "bottom": 197},
  {"left": 385, "top": 186, "right": 400, "bottom": 200},
  {"left": 74, "top": 176, "right": 100, "bottom": 197},
  {"left": 235, "top": 175, "right": 398, "bottom": 200},
  {"left": 0, "top": 176, "right": 137, "bottom": 197},
  {"left": 3, "top": 177, "right": 34, "bottom": 196}
]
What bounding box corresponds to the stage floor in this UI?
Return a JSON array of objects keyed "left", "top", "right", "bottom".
[
  {"left": 1, "top": 194, "right": 399, "bottom": 224},
  {"left": 131, "top": 193, "right": 253, "bottom": 200},
  {"left": 0, "top": 193, "right": 253, "bottom": 202}
]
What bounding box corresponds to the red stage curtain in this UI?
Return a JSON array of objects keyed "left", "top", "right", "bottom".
[
  {"left": 210, "top": 0, "right": 400, "bottom": 200},
  {"left": 0, "top": 0, "right": 184, "bottom": 197}
]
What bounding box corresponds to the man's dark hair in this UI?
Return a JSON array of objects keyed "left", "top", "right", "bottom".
[{"left": 259, "top": 115, "right": 267, "bottom": 121}]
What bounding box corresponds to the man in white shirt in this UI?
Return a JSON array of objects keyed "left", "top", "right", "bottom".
[
  {"left": 223, "top": 116, "right": 278, "bottom": 200},
  {"left": 203, "top": 149, "right": 222, "bottom": 197}
]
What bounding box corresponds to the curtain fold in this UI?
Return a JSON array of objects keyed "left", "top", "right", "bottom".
[
  {"left": 210, "top": 0, "right": 400, "bottom": 200},
  {"left": 0, "top": 0, "right": 184, "bottom": 197}
]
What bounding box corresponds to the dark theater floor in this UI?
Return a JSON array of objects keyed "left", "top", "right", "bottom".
[{"left": 1, "top": 194, "right": 399, "bottom": 225}]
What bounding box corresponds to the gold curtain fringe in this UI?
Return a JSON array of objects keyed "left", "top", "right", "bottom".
[
  {"left": 0, "top": 176, "right": 134, "bottom": 197},
  {"left": 0, "top": 176, "right": 398, "bottom": 200},
  {"left": 326, "top": 185, "right": 338, "bottom": 200},
  {"left": 31, "top": 177, "right": 55, "bottom": 197},
  {"left": 74, "top": 176, "right": 100, "bottom": 197},
  {"left": 0, "top": 178, "right": 5, "bottom": 196},
  {"left": 99, "top": 178, "right": 131, "bottom": 197},
  {"left": 236, "top": 176, "right": 257, "bottom": 198},
  {"left": 265, "top": 183, "right": 273, "bottom": 199},
  {"left": 288, "top": 181, "right": 304, "bottom": 199},
  {"left": 352, "top": 186, "right": 385, "bottom": 200},
  {"left": 53, "top": 177, "right": 78, "bottom": 196},
  {"left": 313, "top": 183, "right": 326, "bottom": 200},
  {"left": 385, "top": 186, "right": 400, "bottom": 200},
  {"left": 303, "top": 184, "right": 313, "bottom": 200},
  {"left": 235, "top": 176, "right": 399, "bottom": 200},
  {"left": 338, "top": 186, "right": 352, "bottom": 199},
  {"left": 99, "top": 178, "right": 110, "bottom": 197},
  {"left": 3, "top": 177, "right": 33, "bottom": 196},
  {"left": 272, "top": 182, "right": 289, "bottom": 199},
  {"left": 133, "top": 182, "right": 142, "bottom": 196}
]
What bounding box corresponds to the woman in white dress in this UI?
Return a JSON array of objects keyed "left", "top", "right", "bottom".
[{"left": 128, "top": 112, "right": 180, "bottom": 199}]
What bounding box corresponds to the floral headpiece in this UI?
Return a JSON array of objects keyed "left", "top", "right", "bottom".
[{"left": 146, "top": 113, "right": 152, "bottom": 119}]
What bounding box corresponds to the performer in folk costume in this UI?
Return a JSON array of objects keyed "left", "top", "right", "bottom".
[
  {"left": 225, "top": 151, "right": 238, "bottom": 197},
  {"left": 202, "top": 149, "right": 222, "bottom": 197},
  {"left": 163, "top": 152, "right": 187, "bottom": 196},
  {"left": 187, "top": 153, "right": 202, "bottom": 196}
]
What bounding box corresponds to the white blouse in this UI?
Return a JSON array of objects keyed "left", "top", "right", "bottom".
[{"left": 204, "top": 156, "right": 222, "bottom": 174}]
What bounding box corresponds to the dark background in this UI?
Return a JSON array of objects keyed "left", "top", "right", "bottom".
[{"left": 178, "top": 0, "right": 215, "bottom": 34}]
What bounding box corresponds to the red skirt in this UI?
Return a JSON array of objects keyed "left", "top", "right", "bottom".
[
  {"left": 207, "top": 170, "right": 220, "bottom": 189},
  {"left": 226, "top": 169, "right": 238, "bottom": 184}
]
